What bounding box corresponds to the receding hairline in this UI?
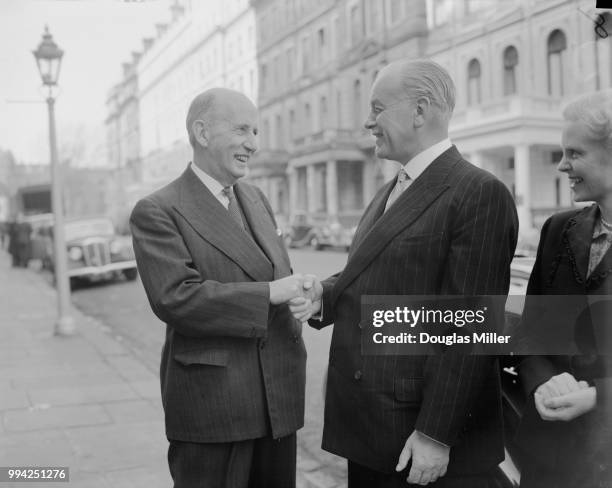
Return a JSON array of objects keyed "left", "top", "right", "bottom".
[{"left": 185, "top": 88, "right": 255, "bottom": 147}]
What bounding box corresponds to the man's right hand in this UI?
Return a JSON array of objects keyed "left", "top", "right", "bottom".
[
  {"left": 288, "top": 275, "right": 322, "bottom": 322},
  {"left": 269, "top": 274, "right": 312, "bottom": 305}
]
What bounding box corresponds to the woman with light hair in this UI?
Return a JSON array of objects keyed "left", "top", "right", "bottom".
[{"left": 516, "top": 90, "right": 612, "bottom": 487}]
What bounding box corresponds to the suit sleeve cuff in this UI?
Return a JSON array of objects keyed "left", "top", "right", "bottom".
[{"left": 416, "top": 430, "right": 450, "bottom": 448}]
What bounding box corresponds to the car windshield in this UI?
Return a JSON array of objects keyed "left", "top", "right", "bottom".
[{"left": 65, "top": 219, "right": 114, "bottom": 241}]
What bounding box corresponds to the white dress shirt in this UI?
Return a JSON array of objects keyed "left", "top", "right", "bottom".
[
  {"left": 400, "top": 138, "right": 452, "bottom": 181},
  {"left": 190, "top": 162, "right": 230, "bottom": 210}
]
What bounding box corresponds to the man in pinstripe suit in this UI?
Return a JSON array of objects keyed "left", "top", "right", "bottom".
[
  {"left": 130, "top": 88, "right": 310, "bottom": 488},
  {"left": 291, "top": 60, "right": 519, "bottom": 487}
]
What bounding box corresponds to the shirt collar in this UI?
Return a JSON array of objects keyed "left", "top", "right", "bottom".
[
  {"left": 190, "top": 162, "right": 226, "bottom": 196},
  {"left": 400, "top": 138, "right": 452, "bottom": 181},
  {"left": 593, "top": 215, "right": 612, "bottom": 240}
]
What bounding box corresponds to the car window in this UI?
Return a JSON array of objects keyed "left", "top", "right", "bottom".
[{"left": 65, "top": 219, "right": 114, "bottom": 241}]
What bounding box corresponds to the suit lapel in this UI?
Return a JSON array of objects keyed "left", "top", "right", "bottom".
[
  {"left": 173, "top": 168, "right": 273, "bottom": 281},
  {"left": 331, "top": 147, "right": 460, "bottom": 303},
  {"left": 235, "top": 183, "right": 290, "bottom": 279},
  {"left": 576, "top": 205, "right": 612, "bottom": 286},
  {"left": 349, "top": 178, "right": 395, "bottom": 253},
  {"left": 566, "top": 206, "right": 598, "bottom": 284}
]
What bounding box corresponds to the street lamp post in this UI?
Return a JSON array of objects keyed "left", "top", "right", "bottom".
[{"left": 33, "top": 26, "right": 75, "bottom": 336}]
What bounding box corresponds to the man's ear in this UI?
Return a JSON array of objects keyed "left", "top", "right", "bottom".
[
  {"left": 413, "top": 97, "right": 431, "bottom": 128},
  {"left": 192, "top": 119, "right": 209, "bottom": 147}
]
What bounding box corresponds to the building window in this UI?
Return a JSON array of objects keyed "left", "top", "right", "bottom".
[
  {"left": 547, "top": 29, "right": 567, "bottom": 96},
  {"left": 551, "top": 150, "right": 562, "bottom": 165},
  {"left": 366, "top": 0, "right": 381, "bottom": 34},
  {"left": 302, "top": 36, "right": 310, "bottom": 73},
  {"left": 318, "top": 28, "right": 326, "bottom": 64},
  {"left": 432, "top": 0, "right": 451, "bottom": 26},
  {"left": 273, "top": 55, "right": 280, "bottom": 89},
  {"left": 389, "top": 0, "right": 403, "bottom": 22},
  {"left": 303, "top": 103, "right": 311, "bottom": 136},
  {"left": 503, "top": 46, "right": 518, "bottom": 96},
  {"left": 289, "top": 109, "right": 296, "bottom": 141},
  {"left": 467, "top": 58, "right": 481, "bottom": 105},
  {"left": 260, "top": 64, "right": 268, "bottom": 94},
  {"left": 353, "top": 79, "right": 362, "bottom": 128},
  {"left": 350, "top": 4, "right": 363, "bottom": 45},
  {"left": 275, "top": 114, "right": 283, "bottom": 148},
  {"left": 286, "top": 47, "right": 294, "bottom": 81},
  {"left": 333, "top": 15, "right": 341, "bottom": 55},
  {"left": 595, "top": 13, "right": 612, "bottom": 89},
  {"left": 319, "top": 96, "right": 328, "bottom": 131}
]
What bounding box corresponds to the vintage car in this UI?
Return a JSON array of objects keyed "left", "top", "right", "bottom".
[
  {"left": 310, "top": 220, "right": 358, "bottom": 251},
  {"left": 284, "top": 213, "right": 357, "bottom": 251},
  {"left": 44, "top": 217, "right": 138, "bottom": 287}
]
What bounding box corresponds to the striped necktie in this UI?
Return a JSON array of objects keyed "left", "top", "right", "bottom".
[
  {"left": 384, "top": 168, "right": 411, "bottom": 212},
  {"left": 222, "top": 186, "right": 245, "bottom": 229}
]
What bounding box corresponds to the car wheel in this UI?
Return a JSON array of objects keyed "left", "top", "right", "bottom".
[
  {"left": 311, "top": 237, "right": 323, "bottom": 251},
  {"left": 123, "top": 268, "right": 138, "bottom": 281}
]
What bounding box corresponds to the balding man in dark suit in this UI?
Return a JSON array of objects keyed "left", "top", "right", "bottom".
[
  {"left": 291, "top": 59, "right": 519, "bottom": 487},
  {"left": 130, "top": 88, "right": 309, "bottom": 488}
]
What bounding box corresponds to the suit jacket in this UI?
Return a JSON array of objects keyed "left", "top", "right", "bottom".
[
  {"left": 517, "top": 205, "right": 612, "bottom": 487},
  {"left": 310, "top": 146, "right": 518, "bottom": 474},
  {"left": 130, "top": 167, "right": 306, "bottom": 443}
]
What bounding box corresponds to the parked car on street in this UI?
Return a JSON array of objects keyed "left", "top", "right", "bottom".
[
  {"left": 43, "top": 217, "right": 137, "bottom": 288},
  {"left": 284, "top": 213, "right": 357, "bottom": 251}
]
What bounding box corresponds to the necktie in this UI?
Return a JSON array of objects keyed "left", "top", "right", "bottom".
[
  {"left": 384, "top": 168, "right": 411, "bottom": 212},
  {"left": 222, "top": 186, "right": 245, "bottom": 229}
]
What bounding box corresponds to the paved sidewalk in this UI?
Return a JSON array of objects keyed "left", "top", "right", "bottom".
[
  {"left": 0, "top": 252, "right": 169, "bottom": 488},
  {"left": 0, "top": 252, "right": 346, "bottom": 488}
]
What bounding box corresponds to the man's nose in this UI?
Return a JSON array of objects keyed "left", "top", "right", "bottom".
[
  {"left": 557, "top": 155, "right": 570, "bottom": 172},
  {"left": 364, "top": 113, "right": 375, "bottom": 130},
  {"left": 244, "top": 134, "right": 257, "bottom": 153}
]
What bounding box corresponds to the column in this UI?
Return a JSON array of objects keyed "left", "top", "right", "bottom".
[
  {"left": 287, "top": 165, "right": 298, "bottom": 220},
  {"left": 514, "top": 144, "right": 532, "bottom": 233},
  {"left": 326, "top": 160, "right": 338, "bottom": 217},
  {"left": 306, "top": 164, "right": 316, "bottom": 214}
]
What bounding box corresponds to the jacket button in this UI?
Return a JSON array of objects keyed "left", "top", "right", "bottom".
[
  {"left": 354, "top": 370, "right": 362, "bottom": 380},
  {"left": 358, "top": 322, "right": 364, "bottom": 329},
  {"left": 259, "top": 340, "right": 266, "bottom": 350}
]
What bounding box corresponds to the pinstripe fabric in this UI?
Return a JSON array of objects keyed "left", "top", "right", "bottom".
[
  {"left": 130, "top": 167, "right": 306, "bottom": 443},
  {"left": 310, "top": 146, "right": 519, "bottom": 475}
]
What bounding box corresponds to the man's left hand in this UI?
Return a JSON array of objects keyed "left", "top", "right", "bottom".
[
  {"left": 537, "top": 386, "right": 597, "bottom": 421},
  {"left": 396, "top": 430, "right": 449, "bottom": 485}
]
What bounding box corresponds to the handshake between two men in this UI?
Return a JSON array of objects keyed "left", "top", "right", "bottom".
[{"left": 269, "top": 274, "right": 323, "bottom": 323}]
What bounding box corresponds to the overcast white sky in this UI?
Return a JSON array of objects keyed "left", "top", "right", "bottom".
[{"left": 0, "top": 0, "right": 174, "bottom": 165}]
